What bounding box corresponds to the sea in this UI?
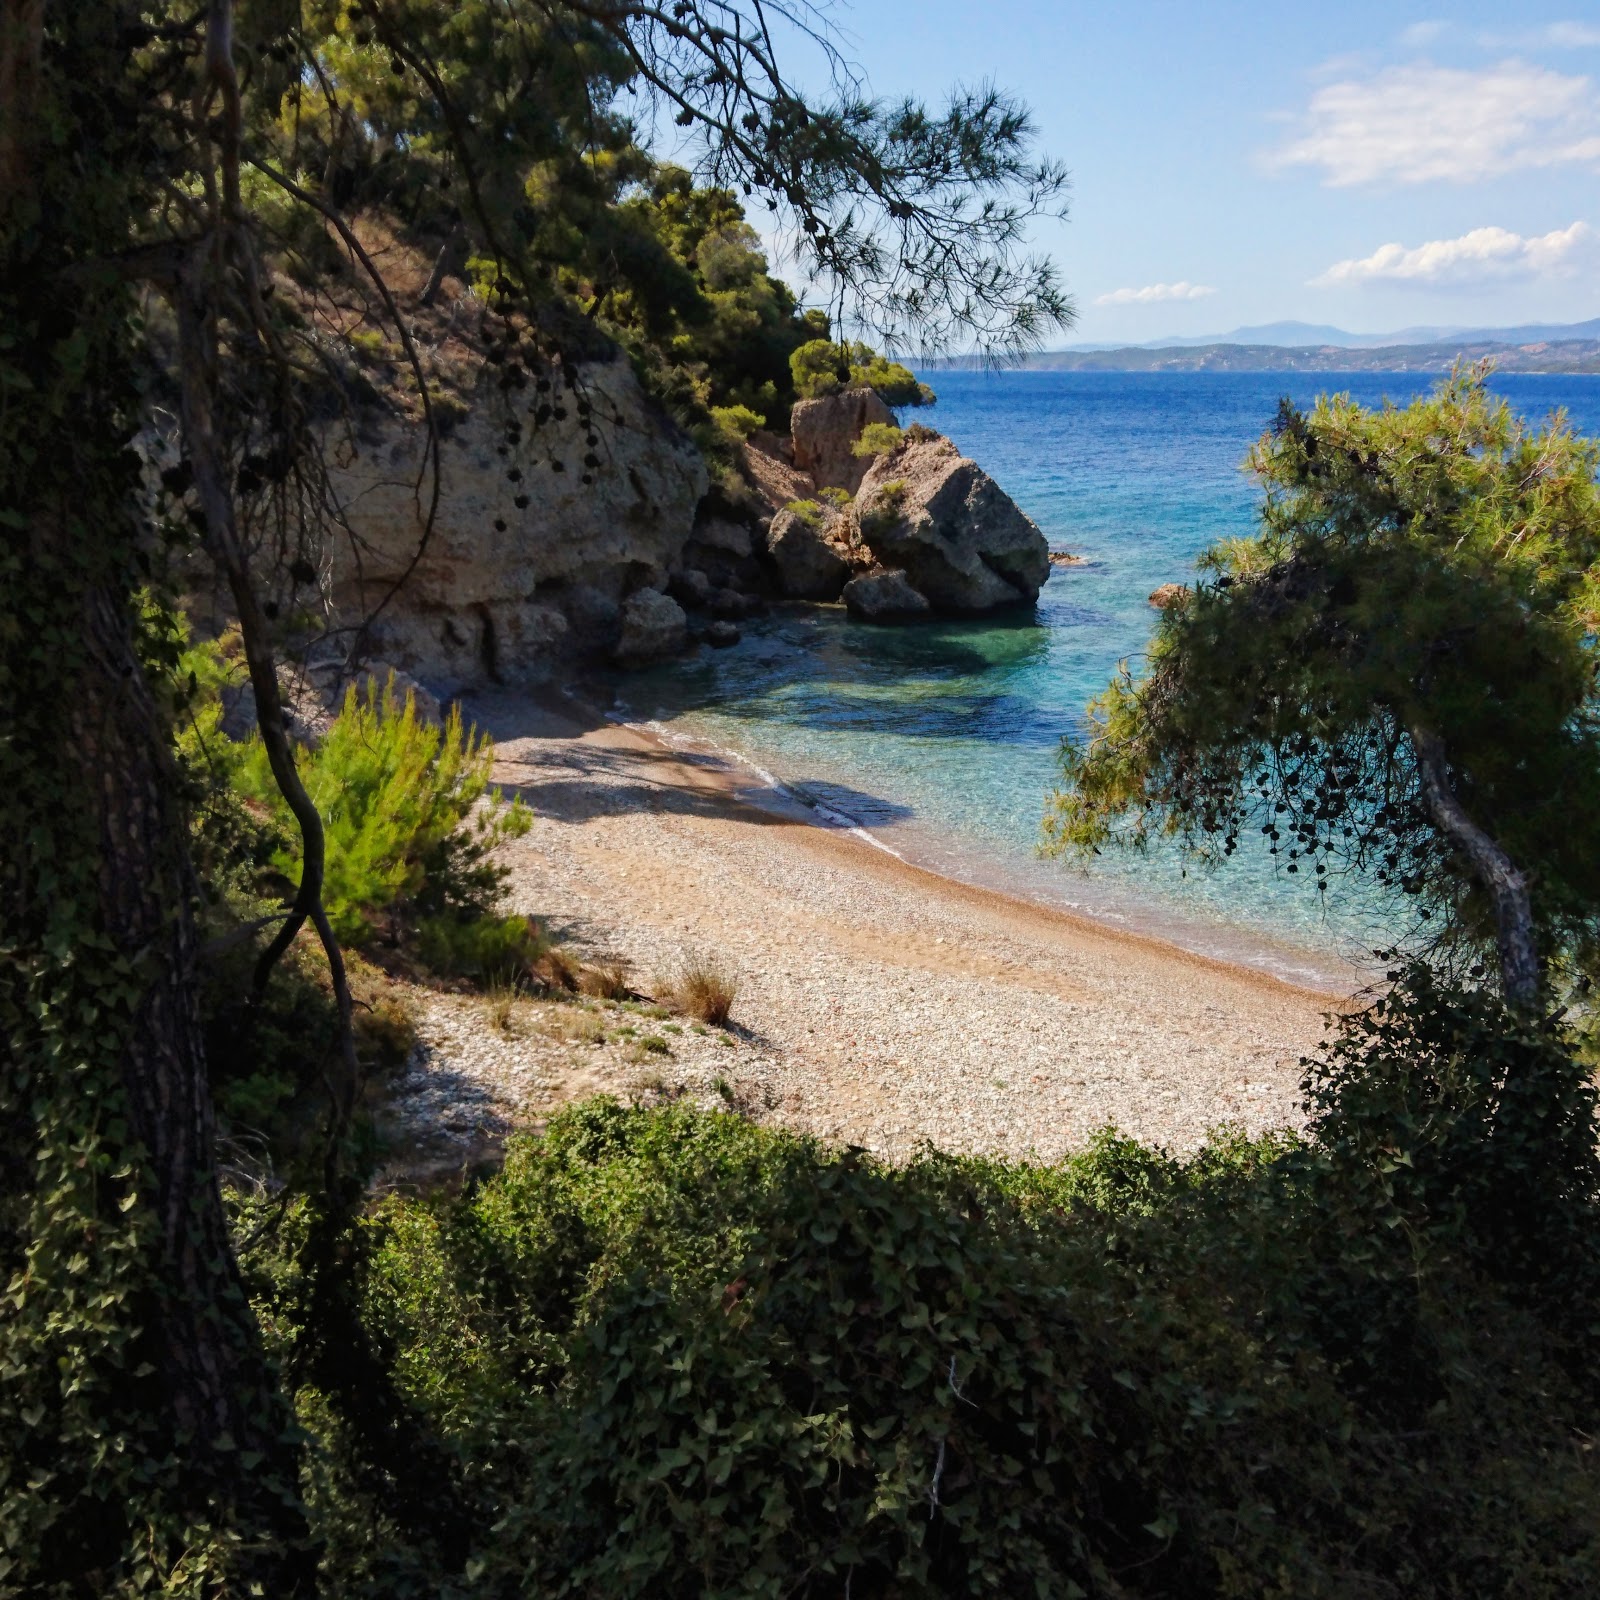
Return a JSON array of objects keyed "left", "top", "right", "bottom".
[{"left": 611, "top": 370, "right": 1600, "bottom": 990}]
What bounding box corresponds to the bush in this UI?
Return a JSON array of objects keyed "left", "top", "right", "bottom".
[
  {"left": 416, "top": 912, "right": 549, "bottom": 987},
  {"left": 331, "top": 1092, "right": 1600, "bottom": 1598},
  {"left": 852, "top": 421, "right": 905, "bottom": 458},
  {"left": 782, "top": 497, "right": 826, "bottom": 528},
  {"left": 709, "top": 403, "right": 764, "bottom": 447},
  {"left": 790, "top": 339, "right": 936, "bottom": 407},
  {"left": 670, "top": 955, "right": 737, "bottom": 1024},
  {"left": 235, "top": 675, "right": 530, "bottom": 945}
]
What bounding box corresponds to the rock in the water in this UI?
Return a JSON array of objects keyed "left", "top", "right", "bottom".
[
  {"left": 855, "top": 434, "right": 1048, "bottom": 613},
  {"left": 790, "top": 387, "right": 896, "bottom": 494},
  {"left": 765, "top": 506, "right": 851, "bottom": 600},
  {"left": 326, "top": 356, "right": 706, "bottom": 687},
  {"left": 614, "top": 588, "right": 689, "bottom": 664},
  {"left": 842, "top": 568, "right": 931, "bottom": 620},
  {"left": 1149, "top": 583, "right": 1190, "bottom": 610},
  {"left": 704, "top": 619, "right": 741, "bottom": 648},
  {"left": 669, "top": 567, "right": 715, "bottom": 608}
]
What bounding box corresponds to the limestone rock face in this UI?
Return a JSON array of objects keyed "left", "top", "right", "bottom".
[
  {"left": 614, "top": 588, "right": 689, "bottom": 665},
  {"left": 855, "top": 435, "right": 1048, "bottom": 613},
  {"left": 765, "top": 505, "right": 852, "bottom": 601},
  {"left": 326, "top": 357, "right": 707, "bottom": 689},
  {"left": 790, "top": 387, "right": 896, "bottom": 494},
  {"left": 842, "top": 568, "right": 931, "bottom": 620}
]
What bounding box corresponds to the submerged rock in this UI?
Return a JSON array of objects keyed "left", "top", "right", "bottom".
[
  {"left": 842, "top": 568, "right": 931, "bottom": 621},
  {"left": 765, "top": 505, "right": 852, "bottom": 601},
  {"left": 790, "top": 387, "right": 896, "bottom": 494},
  {"left": 614, "top": 588, "right": 689, "bottom": 664},
  {"left": 704, "top": 620, "right": 741, "bottom": 648},
  {"left": 855, "top": 434, "right": 1048, "bottom": 613}
]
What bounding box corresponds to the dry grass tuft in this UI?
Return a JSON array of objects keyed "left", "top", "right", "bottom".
[
  {"left": 671, "top": 956, "right": 738, "bottom": 1026},
  {"left": 484, "top": 978, "right": 524, "bottom": 1033},
  {"left": 579, "top": 960, "right": 632, "bottom": 1000},
  {"left": 531, "top": 945, "right": 580, "bottom": 993}
]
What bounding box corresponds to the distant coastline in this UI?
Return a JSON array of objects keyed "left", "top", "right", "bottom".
[{"left": 929, "top": 337, "right": 1600, "bottom": 376}]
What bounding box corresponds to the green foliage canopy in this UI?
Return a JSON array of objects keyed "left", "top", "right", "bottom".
[
  {"left": 1046, "top": 368, "right": 1600, "bottom": 1001},
  {"left": 790, "top": 337, "right": 937, "bottom": 405}
]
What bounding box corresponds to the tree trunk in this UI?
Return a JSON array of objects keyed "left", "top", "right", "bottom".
[
  {"left": 420, "top": 221, "right": 462, "bottom": 306},
  {"left": 66, "top": 580, "right": 311, "bottom": 1578},
  {"left": 1410, "top": 725, "right": 1540, "bottom": 1007}
]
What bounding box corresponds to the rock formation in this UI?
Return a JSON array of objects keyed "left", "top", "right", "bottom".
[
  {"left": 789, "top": 387, "right": 896, "bottom": 494},
  {"left": 842, "top": 568, "right": 932, "bottom": 620},
  {"left": 326, "top": 356, "right": 706, "bottom": 687},
  {"left": 1149, "top": 583, "right": 1190, "bottom": 609},
  {"left": 764, "top": 504, "right": 853, "bottom": 601},
  {"left": 853, "top": 435, "right": 1049, "bottom": 613},
  {"left": 615, "top": 588, "right": 689, "bottom": 664}
]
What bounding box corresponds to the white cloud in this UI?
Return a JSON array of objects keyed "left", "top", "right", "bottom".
[
  {"left": 1272, "top": 60, "right": 1600, "bottom": 185},
  {"left": 1480, "top": 22, "right": 1600, "bottom": 49},
  {"left": 1312, "top": 221, "right": 1598, "bottom": 288},
  {"left": 1399, "top": 21, "right": 1449, "bottom": 47},
  {"left": 1094, "top": 281, "right": 1216, "bottom": 306}
]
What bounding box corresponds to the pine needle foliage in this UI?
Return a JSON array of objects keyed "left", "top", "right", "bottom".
[
  {"left": 1046, "top": 366, "right": 1600, "bottom": 997},
  {"left": 237, "top": 678, "right": 529, "bottom": 945}
]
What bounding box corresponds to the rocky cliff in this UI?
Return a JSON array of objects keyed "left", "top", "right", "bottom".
[{"left": 327, "top": 356, "right": 707, "bottom": 689}]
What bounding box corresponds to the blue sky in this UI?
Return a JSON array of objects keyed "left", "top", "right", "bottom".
[{"left": 778, "top": 2, "right": 1600, "bottom": 344}]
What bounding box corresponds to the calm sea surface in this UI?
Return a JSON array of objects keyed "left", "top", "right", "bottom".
[{"left": 614, "top": 371, "right": 1600, "bottom": 987}]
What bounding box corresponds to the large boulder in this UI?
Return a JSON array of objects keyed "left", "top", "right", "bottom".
[
  {"left": 614, "top": 588, "right": 689, "bottom": 665},
  {"left": 855, "top": 434, "right": 1048, "bottom": 613},
  {"left": 790, "top": 387, "right": 896, "bottom": 494},
  {"left": 765, "top": 505, "right": 852, "bottom": 601},
  {"left": 326, "top": 356, "right": 707, "bottom": 689},
  {"left": 842, "top": 568, "right": 931, "bottom": 621}
]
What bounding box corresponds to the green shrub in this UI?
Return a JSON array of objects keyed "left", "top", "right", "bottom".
[
  {"left": 322, "top": 1072, "right": 1600, "bottom": 1598},
  {"left": 235, "top": 675, "right": 530, "bottom": 945},
  {"left": 790, "top": 338, "right": 935, "bottom": 406},
  {"left": 816, "top": 485, "right": 853, "bottom": 508},
  {"left": 709, "top": 403, "right": 764, "bottom": 447},
  {"left": 783, "top": 497, "right": 826, "bottom": 528},
  {"left": 851, "top": 421, "right": 905, "bottom": 458},
  {"left": 416, "top": 912, "right": 549, "bottom": 987}
]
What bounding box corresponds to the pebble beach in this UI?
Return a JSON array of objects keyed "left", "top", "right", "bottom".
[{"left": 381, "top": 690, "right": 1352, "bottom": 1178}]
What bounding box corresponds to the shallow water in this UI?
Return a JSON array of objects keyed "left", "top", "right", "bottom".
[{"left": 614, "top": 370, "right": 1600, "bottom": 988}]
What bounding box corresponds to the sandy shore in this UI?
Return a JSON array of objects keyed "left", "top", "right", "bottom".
[{"left": 386, "top": 690, "right": 1352, "bottom": 1171}]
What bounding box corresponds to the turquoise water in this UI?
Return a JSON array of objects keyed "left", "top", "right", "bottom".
[{"left": 615, "top": 371, "right": 1600, "bottom": 986}]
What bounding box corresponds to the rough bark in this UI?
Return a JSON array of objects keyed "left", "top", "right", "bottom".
[
  {"left": 65, "top": 579, "right": 309, "bottom": 1576},
  {"left": 1410, "top": 725, "right": 1541, "bottom": 1007}
]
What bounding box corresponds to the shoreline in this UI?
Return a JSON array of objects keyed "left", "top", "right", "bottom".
[
  {"left": 385, "top": 686, "right": 1353, "bottom": 1168},
  {"left": 596, "top": 692, "right": 1350, "bottom": 1006},
  {"left": 599, "top": 687, "right": 1364, "bottom": 1000}
]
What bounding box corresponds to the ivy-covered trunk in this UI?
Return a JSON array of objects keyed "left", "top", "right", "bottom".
[{"left": 0, "top": 5, "right": 308, "bottom": 1587}]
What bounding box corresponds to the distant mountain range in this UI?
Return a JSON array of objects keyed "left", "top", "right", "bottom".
[
  {"left": 926, "top": 319, "right": 1600, "bottom": 375},
  {"left": 1063, "top": 318, "right": 1600, "bottom": 352}
]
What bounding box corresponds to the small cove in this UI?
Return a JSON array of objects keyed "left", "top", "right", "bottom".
[{"left": 613, "top": 369, "right": 1600, "bottom": 989}]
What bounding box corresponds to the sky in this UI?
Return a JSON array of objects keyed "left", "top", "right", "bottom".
[{"left": 751, "top": 1, "right": 1600, "bottom": 345}]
